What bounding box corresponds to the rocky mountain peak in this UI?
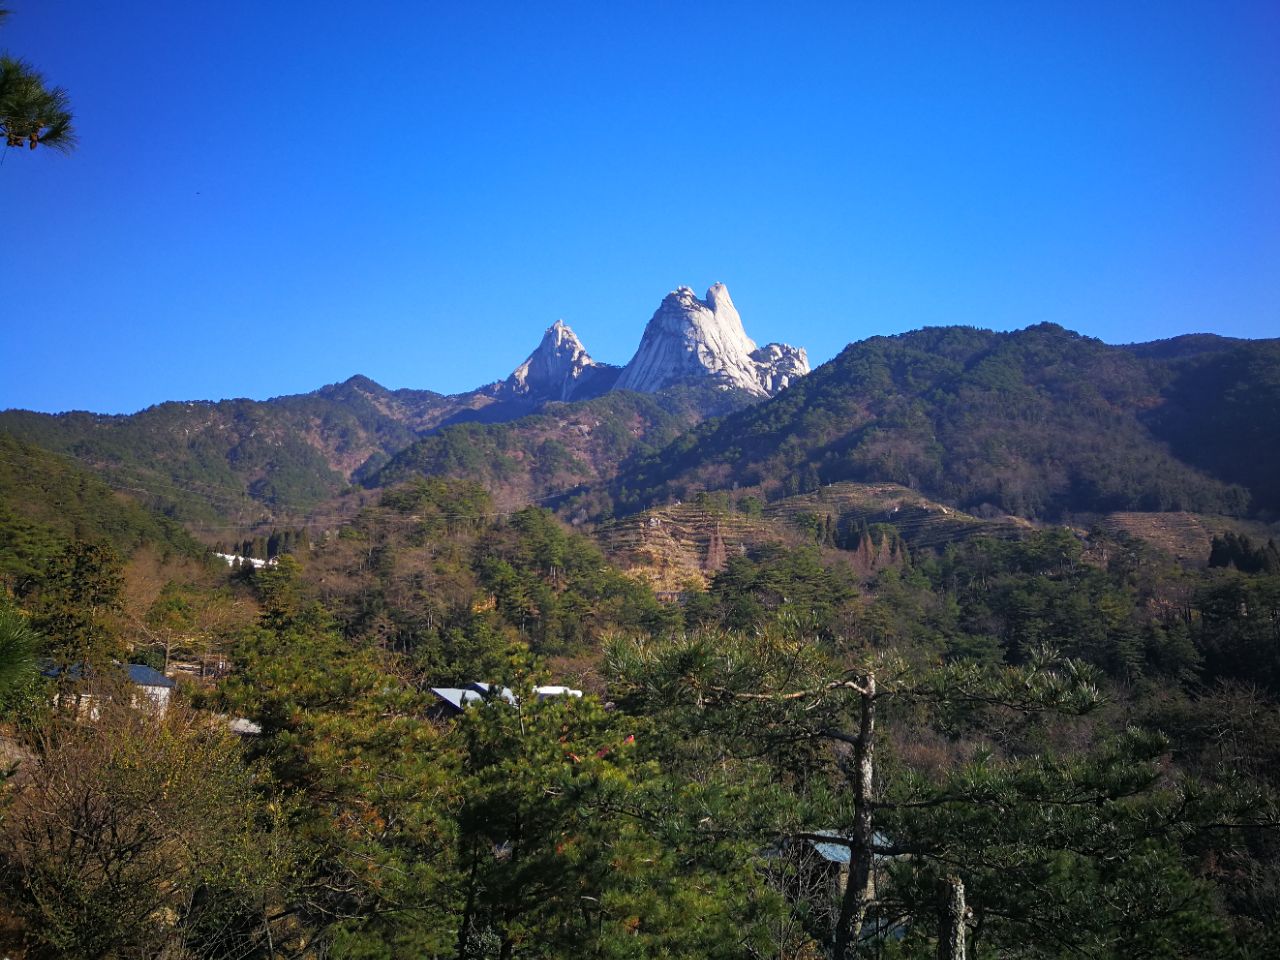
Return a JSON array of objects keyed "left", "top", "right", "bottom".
[
  {"left": 538, "top": 319, "right": 588, "bottom": 360},
  {"left": 613, "top": 283, "right": 809, "bottom": 397},
  {"left": 491, "top": 320, "right": 619, "bottom": 404},
  {"left": 703, "top": 281, "right": 735, "bottom": 315}
]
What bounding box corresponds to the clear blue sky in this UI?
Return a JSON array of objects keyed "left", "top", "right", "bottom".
[{"left": 3, "top": 0, "right": 1278, "bottom": 414}]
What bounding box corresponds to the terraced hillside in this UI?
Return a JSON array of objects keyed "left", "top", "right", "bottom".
[
  {"left": 1100, "top": 512, "right": 1280, "bottom": 566},
  {"left": 594, "top": 501, "right": 797, "bottom": 591},
  {"left": 764, "top": 481, "right": 1030, "bottom": 550},
  {"left": 595, "top": 482, "right": 1032, "bottom": 591}
]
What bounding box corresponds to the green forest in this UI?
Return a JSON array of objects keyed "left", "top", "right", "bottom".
[
  {"left": 7, "top": 0, "right": 1279, "bottom": 955},
  {"left": 612, "top": 327, "right": 1277, "bottom": 521},
  {"left": 2, "top": 458, "right": 1278, "bottom": 959},
  {"left": 3, "top": 297, "right": 1279, "bottom": 960}
]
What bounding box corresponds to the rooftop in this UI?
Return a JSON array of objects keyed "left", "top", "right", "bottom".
[{"left": 41, "top": 661, "right": 176, "bottom": 689}]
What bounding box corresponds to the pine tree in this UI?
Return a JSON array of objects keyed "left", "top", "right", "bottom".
[
  {"left": 0, "top": 8, "right": 75, "bottom": 153},
  {"left": 607, "top": 628, "right": 1240, "bottom": 959},
  {"left": 0, "top": 599, "right": 39, "bottom": 703},
  {"left": 32, "top": 540, "right": 123, "bottom": 668}
]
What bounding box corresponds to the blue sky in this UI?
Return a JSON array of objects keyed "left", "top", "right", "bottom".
[{"left": 3, "top": 0, "right": 1278, "bottom": 414}]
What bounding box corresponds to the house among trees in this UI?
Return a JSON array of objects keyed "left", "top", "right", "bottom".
[
  {"left": 42, "top": 662, "right": 177, "bottom": 719},
  {"left": 427, "top": 681, "right": 583, "bottom": 719},
  {"left": 213, "top": 552, "right": 277, "bottom": 570},
  {"left": 769, "top": 830, "right": 902, "bottom": 943}
]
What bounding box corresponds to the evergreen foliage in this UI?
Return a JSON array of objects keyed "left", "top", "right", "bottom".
[
  {"left": 0, "top": 433, "right": 205, "bottom": 590},
  {"left": 0, "top": 7, "right": 75, "bottom": 154},
  {"left": 0, "top": 598, "right": 39, "bottom": 707},
  {"left": 612, "top": 326, "right": 1274, "bottom": 522},
  {"left": 2, "top": 488, "right": 1279, "bottom": 956},
  {"left": 30, "top": 539, "right": 125, "bottom": 668},
  {"left": 1208, "top": 532, "right": 1280, "bottom": 574},
  {"left": 1147, "top": 340, "right": 1280, "bottom": 512},
  {"left": 369, "top": 386, "right": 732, "bottom": 516},
  {"left": 5, "top": 330, "right": 1280, "bottom": 956}
]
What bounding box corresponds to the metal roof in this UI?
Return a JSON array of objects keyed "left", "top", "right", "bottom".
[
  {"left": 467, "top": 682, "right": 517, "bottom": 704},
  {"left": 533, "top": 685, "right": 583, "bottom": 699},
  {"left": 808, "top": 830, "right": 853, "bottom": 865},
  {"left": 803, "top": 830, "right": 893, "bottom": 865},
  {"left": 429, "top": 688, "right": 484, "bottom": 711},
  {"left": 126, "top": 663, "right": 176, "bottom": 689},
  {"left": 41, "top": 661, "right": 176, "bottom": 689},
  {"left": 429, "top": 682, "right": 579, "bottom": 713}
]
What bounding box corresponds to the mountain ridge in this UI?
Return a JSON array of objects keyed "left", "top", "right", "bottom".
[
  {"left": 0, "top": 282, "right": 806, "bottom": 524},
  {"left": 608, "top": 323, "right": 1280, "bottom": 522}
]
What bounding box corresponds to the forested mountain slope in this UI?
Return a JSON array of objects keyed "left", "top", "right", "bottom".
[
  {"left": 0, "top": 283, "right": 810, "bottom": 528},
  {"left": 6, "top": 450, "right": 1280, "bottom": 957},
  {"left": 0, "top": 433, "right": 206, "bottom": 588},
  {"left": 6, "top": 324, "right": 1276, "bottom": 538},
  {"left": 0, "top": 370, "right": 598, "bottom": 525},
  {"left": 1141, "top": 338, "right": 1280, "bottom": 512},
  {"left": 368, "top": 383, "right": 754, "bottom": 518},
  {"left": 612, "top": 324, "right": 1279, "bottom": 521},
  {"left": 0, "top": 376, "right": 457, "bottom": 524},
  {"left": 0, "top": 372, "right": 758, "bottom": 532}
]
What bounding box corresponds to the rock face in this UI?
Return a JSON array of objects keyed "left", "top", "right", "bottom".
[
  {"left": 613, "top": 284, "right": 808, "bottom": 397},
  {"left": 488, "top": 320, "right": 620, "bottom": 404},
  {"left": 478, "top": 283, "right": 805, "bottom": 409},
  {"left": 749, "top": 342, "right": 810, "bottom": 394}
]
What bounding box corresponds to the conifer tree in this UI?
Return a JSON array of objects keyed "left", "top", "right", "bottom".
[
  {"left": 32, "top": 540, "right": 123, "bottom": 668},
  {"left": 0, "top": 598, "right": 38, "bottom": 703},
  {"left": 608, "top": 627, "right": 1244, "bottom": 959},
  {"left": 0, "top": 6, "right": 75, "bottom": 153}
]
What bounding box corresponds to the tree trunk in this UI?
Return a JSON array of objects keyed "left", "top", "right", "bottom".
[
  {"left": 833, "top": 672, "right": 876, "bottom": 960},
  {"left": 937, "top": 875, "right": 966, "bottom": 960},
  {"left": 454, "top": 848, "right": 480, "bottom": 960}
]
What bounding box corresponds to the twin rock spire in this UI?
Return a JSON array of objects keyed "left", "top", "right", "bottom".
[{"left": 493, "top": 283, "right": 809, "bottom": 404}]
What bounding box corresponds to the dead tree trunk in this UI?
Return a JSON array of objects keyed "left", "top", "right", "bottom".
[
  {"left": 937, "top": 875, "right": 967, "bottom": 960},
  {"left": 832, "top": 672, "right": 876, "bottom": 960}
]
